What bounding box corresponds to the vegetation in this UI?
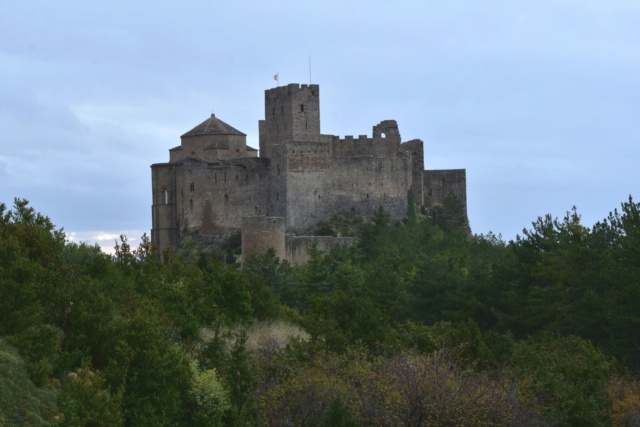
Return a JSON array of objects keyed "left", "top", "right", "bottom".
[{"left": 1, "top": 195, "right": 640, "bottom": 425}]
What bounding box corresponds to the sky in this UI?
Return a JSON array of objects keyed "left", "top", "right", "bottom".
[{"left": 1, "top": 0, "right": 639, "bottom": 252}]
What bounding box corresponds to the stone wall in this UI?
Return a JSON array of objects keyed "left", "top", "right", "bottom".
[
  {"left": 400, "top": 139, "right": 425, "bottom": 206},
  {"left": 241, "top": 216, "right": 285, "bottom": 260},
  {"left": 171, "top": 134, "right": 248, "bottom": 163},
  {"left": 330, "top": 120, "right": 401, "bottom": 158},
  {"left": 424, "top": 169, "right": 467, "bottom": 213},
  {"left": 285, "top": 236, "right": 356, "bottom": 264},
  {"left": 151, "top": 163, "right": 178, "bottom": 253}
]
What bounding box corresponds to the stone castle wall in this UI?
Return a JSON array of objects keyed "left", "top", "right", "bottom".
[
  {"left": 285, "top": 236, "right": 356, "bottom": 264},
  {"left": 424, "top": 169, "right": 467, "bottom": 212},
  {"left": 400, "top": 139, "right": 425, "bottom": 206},
  {"left": 151, "top": 83, "right": 468, "bottom": 262},
  {"left": 241, "top": 216, "right": 285, "bottom": 260}
]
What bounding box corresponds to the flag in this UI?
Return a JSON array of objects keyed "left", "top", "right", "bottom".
[{"left": 274, "top": 73, "right": 278, "bottom": 81}]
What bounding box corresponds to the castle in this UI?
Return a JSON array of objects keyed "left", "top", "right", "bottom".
[{"left": 151, "top": 83, "right": 467, "bottom": 262}]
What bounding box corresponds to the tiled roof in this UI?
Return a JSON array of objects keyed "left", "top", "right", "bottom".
[{"left": 181, "top": 114, "right": 246, "bottom": 137}]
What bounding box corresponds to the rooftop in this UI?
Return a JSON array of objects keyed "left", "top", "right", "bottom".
[{"left": 181, "top": 114, "right": 246, "bottom": 138}]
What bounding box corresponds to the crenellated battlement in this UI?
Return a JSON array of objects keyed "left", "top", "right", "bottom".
[{"left": 331, "top": 120, "right": 401, "bottom": 158}]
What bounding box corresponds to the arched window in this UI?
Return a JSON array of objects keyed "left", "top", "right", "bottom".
[{"left": 164, "top": 189, "right": 169, "bottom": 205}]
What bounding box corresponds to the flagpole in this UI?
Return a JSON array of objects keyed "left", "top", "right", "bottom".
[{"left": 308, "top": 55, "right": 311, "bottom": 84}]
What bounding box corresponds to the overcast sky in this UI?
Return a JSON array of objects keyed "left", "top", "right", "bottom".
[{"left": 1, "top": 0, "right": 638, "bottom": 252}]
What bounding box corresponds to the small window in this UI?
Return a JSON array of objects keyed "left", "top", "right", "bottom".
[
  {"left": 224, "top": 194, "right": 229, "bottom": 202},
  {"left": 163, "top": 190, "right": 169, "bottom": 205},
  {"left": 277, "top": 165, "right": 280, "bottom": 176},
  {"left": 189, "top": 199, "right": 193, "bottom": 211},
  {"left": 300, "top": 104, "right": 304, "bottom": 112},
  {"left": 276, "top": 193, "right": 280, "bottom": 201},
  {"left": 190, "top": 182, "right": 194, "bottom": 192}
]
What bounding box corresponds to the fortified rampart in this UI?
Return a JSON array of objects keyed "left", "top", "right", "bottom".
[{"left": 151, "top": 83, "right": 469, "bottom": 262}]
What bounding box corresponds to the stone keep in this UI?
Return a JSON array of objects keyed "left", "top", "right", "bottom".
[{"left": 151, "top": 83, "right": 468, "bottom": 256}]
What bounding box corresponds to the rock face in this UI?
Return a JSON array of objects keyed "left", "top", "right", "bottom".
[{"left": 151, "top": 83, "right": 467, "bottom": 261}]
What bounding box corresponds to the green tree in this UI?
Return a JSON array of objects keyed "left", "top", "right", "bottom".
[{"left": 509, "top": 334, "right": 610, "bottom": 426}]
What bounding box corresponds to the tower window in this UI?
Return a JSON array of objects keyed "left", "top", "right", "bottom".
[
  {"left": 189, "top": 199, "right": 193, "bottom": 211},
  {"left": 300, "top": 104, "right": 304, "bottom": 112},
  {"left": 224, "top": 194, "right": 229, "bottom": 202},
  {"left": 276, "top": 193, "right": 280, "bottom": 201},
  {"left": 190, "top": 182, "right": 194, "bottom": 192},
  {"left": 164, "top": 190, "right": 169, "bottom": 204}
]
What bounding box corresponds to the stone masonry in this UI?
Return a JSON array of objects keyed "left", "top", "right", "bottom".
[{"left": 151, "top": 83, "right": 468, "bottom": 262}]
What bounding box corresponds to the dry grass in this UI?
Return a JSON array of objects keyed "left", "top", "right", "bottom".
[
  {"left": 201, "top": 320, "right": 310, "bottom": 352},
  {"left": 242, "top": 320, "right": 310, "bottom": 352}
]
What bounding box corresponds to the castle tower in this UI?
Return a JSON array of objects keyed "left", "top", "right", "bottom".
[{"left": 258, "top": 83, "right": 320, "bottom": 158}]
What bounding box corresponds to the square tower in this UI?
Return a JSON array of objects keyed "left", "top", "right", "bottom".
[{"left": 259, "top": 83, "right": 320, "bottom": 158}]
